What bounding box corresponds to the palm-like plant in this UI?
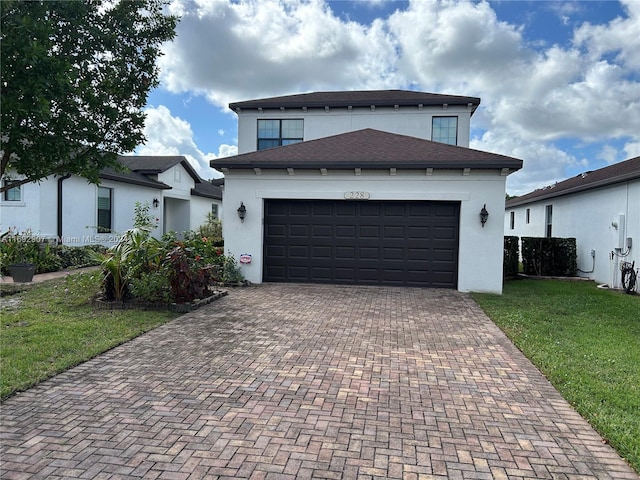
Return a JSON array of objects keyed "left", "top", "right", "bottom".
[{"left": 98, "top": 227, "right": 157, "bottom": 301}]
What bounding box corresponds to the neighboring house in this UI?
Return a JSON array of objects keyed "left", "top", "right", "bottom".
[
  {"left": 0, "top": 156, "right": 222, "bottom": 246},
  {"left": 504, "top": 156, "right": 640, "bottom": 288},
  {"left": 212, "top": 90, "right": 523, "bottom": 294}
]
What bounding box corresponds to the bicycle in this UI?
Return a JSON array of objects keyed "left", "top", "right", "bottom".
[{"left": 620, "top": 261, "right": 638, "bottom": 294}]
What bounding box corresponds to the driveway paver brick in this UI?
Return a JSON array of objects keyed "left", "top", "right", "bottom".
[{"left": 1, "top": 284, "right": 637, "bottom": 479}]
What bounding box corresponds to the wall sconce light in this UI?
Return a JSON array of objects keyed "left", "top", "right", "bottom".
[
  {"left": 152, "top": 197, "right": 160, "bottom": 209},
  {"left": 480, "top": 204, "right": 489, "bottom": 227},
  {"left": 237, "top": 202, "right": 247, "bottom": 223}
]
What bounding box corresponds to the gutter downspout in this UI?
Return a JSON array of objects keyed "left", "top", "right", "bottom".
[{"left": 57, "top": 174, "right": 71, "bottom": 244}]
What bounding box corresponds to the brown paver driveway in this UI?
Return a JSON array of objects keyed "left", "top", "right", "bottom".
[{"left": 1, "top": 284, "right": 637, "bottom": 479}]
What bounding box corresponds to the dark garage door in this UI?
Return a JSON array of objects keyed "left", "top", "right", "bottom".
[{"left": 264, "top": 199, "right": 460, "bottom": 288}]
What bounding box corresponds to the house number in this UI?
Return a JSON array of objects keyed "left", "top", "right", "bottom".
[{"left": 344, "top": 191, "right": 370, "bottom": 200}]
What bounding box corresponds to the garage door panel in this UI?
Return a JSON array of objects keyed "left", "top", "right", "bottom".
[
  {"left": 289, "top": 203, "right": 311, "bottom": 216},
  {"left": 266, "top": 245, "right": 287, "bottom": 257},
  {"left": 266, "top": 224, "right": 287, "bottom": 237},
  {"left": 361, "top": 203, "right": 382, "bottom": 216},
  {"left": 435, "top": 203, "right": 458, "bottom": 216},
  {"left": 264, "top": 200, "right": 459, "bottom": 288},
  {"left": 434, "top": 226, "right": 456, "bottom": 240},
  {"left": 312, "top": 203, "right": 332, "bottom": 216},
  {"left": 383, "top": 203, "right": 405, "bottom": 216},
  {"left": 359, "top": 247, "right": 379, "bottom": 259},
  {"left": 359, "top": 225, "right": 380, "bottom": 238},
  {"left": 336, "top": 203, "right": 357, "bottom": 216},
  {"left": 336, "top": 246, "right": 356, "bottom": 259},
  {"left": 383, "top": 247, "right": 404, "bottom": 260},
  {"left": 335, "top": 225, "right": 356, "bottom": 238},
  {"left": 407, "top": 248, "right": 429, "bottom": 261},
  {"left": 335, "top": 267, "right": 356, "bottom": 281},
  {"left": 383, "top": 226, "right": 405, "bottom": 239},
  {"left": 289, "top": 225, "right": 309, "bottom": 237},
  {"left": 289, "top": 245, "right": 309, "bottom": 258},
  {"left": 408, "top": 203, "right": 431, "bottom": 216},
  {"left": 433, "top": 248, "right": 456, "bottom": 261},
  {"left": 311, "top": 267, "right": 331, "bottom": 280},
  {"left": 312, "top": 245, "right": 331, "bottom": 259},
  {"left": 407, "top": 226, "right": 430, "bottom": 239},
  {"left": 312, "top": 225, "right": 332, "bottom": 237}
]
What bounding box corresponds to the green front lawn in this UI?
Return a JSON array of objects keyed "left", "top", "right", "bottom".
[
  {"left": 0, "top": 272, "right": 179, "bottom": 400},
  {"left": 473, "top": 279, "right": 640, "bottom": 473}
]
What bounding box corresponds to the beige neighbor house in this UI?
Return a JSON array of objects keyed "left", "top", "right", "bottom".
[
  {"left": 505, "top": 156, "right": 640, "bottom": 289},
  {"left": 212, "top": 90, "right": 523, "bottom": 294}
]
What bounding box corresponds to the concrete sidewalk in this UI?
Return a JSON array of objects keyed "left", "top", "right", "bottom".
[
  {"left": 1, "top": 284, "right": 637, "bottom": 479},
  {"left": 0, "top": 266, "right": 101, "bottom": 284}
]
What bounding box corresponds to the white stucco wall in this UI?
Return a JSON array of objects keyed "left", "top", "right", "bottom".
[
  {"left": 222, "top": 169, "right": 508, "bottom": 294},
  {"left": 190, "top": 197, "right": 222, "bottom": 232},
  {"left": 505, "top": 179, "right": 640, "bottom": 288},
  {"left": 1, "top": 163, "right": 223, "bottom": 247},
  {"left": 236, "top": 105, "right": 473, "bottom": 154},
  {"left": 1, "top": 174, "right": 53, "bottom": 236},
  {"left": 56, "top": 177, "right": 162, "bottom": 246}
]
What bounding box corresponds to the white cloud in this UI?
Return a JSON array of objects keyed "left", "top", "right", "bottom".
[
  {"left": 137, "top": 105, "right": 228, "bottom": 179},
  {"left": 471, "top": 130, "right": 587, "bottom": 196},
  {"left": 624, "top": 141, "right": 640, "bottom": 159},
  {"left": 160, "top": 0, "right": 401, "bottom": 108},
  {"left": 155, "top": 0, "right": 639, "bottom": 194},
  {"left": 597, "top": 145, "right": 619, "bottom": 164},
  {"left": 573, "top": 0, "right": 640, "bottom": 70}
]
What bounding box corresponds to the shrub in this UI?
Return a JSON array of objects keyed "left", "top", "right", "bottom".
[
  {"left": 504, "top": 236, "right": 519, "bottom": 278},
  {"left": 0, "top": 229, "right": 61, "bottom": 274},
  {"left": 99, "top": 227, "right": 154, "bottom": 301},
  {"left": 165, "top": 245, "right": 212, "bottom": 303},
  {"left": 129, "top": 271, "right": 171, "bottom": 303},
  {"left": 197, "top": 213, "right": 223, "bottom": 247},
  {"left": 182, "top": 231, "right": 224, "bottom": 267},
  {"left": 522, "top": 237, "right": 577, "bottom": 276},
  {"left": 55, "top": 245, "right": 104, "bottom": 269},
  {"left": 223, "top": 254, "right": 245, "bottom": 284}
]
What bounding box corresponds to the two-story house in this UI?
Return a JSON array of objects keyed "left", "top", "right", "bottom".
[
  {"left": 212, "top": 90, "right": 523, "bottom": 294},
  {"left": 0, "top": 156, "right": 222, "bottom": 246}
]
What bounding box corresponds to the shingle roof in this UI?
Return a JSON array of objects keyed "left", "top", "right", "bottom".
[
  {"left": 99, "top": 167, "right": 171, "bottom": 190},
  {"left": 506, "top": 156, "right": 640, "bottom": 208},
  {"left": 230, "top": 90, "right": 480, "bottom": 114},
  {"left": 119, "top": 156, "right": 202, "bottom": 183},
  {"left": 211, "top": 129, "right": 522, "bottom": 171},
  {"left": 100, "top": 156, "right": 208, "bottom": 190},
  {"left": 191, "top": 181, "right": 222, "bottom": 200}
]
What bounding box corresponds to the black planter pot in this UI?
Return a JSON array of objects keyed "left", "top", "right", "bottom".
[{"left": 9, "top": 263, "right": 36, "bottom": 283}]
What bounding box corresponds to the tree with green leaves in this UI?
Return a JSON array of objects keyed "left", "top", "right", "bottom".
[{"left": 0, "top": 0, "right": 178, "bottom": 193}]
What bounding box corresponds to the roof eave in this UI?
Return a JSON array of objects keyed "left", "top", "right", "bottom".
[
  {"left": 99, "top": 172, "right": 172, "bottom": 190},
  {"left": 190, "top": 188, "right": 222, "bottom": 200},
  {"left": 506, "top": 171, "right": 640, "bottom": 208},
  {"left": 213, "top": 161, "right": 522, "bottom": 171}
]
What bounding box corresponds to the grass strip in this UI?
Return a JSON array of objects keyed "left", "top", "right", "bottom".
[
  {"left": 1, "top": 272, "right": 179, "bottom": 400},
  {"left": 473, "top": 279, "right": 640, "bottom": 473}
]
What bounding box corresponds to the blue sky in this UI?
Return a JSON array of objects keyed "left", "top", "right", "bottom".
[{"left": 139, "top": 0, "right": 640, "bottom": 196}]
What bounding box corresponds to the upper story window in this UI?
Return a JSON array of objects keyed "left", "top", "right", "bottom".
[
  {"left": 97, "top": 187, "right": 112, "bottom": 233},
  {"left": 545, "top": 205, "right": 553, "bottom": 238},
  {"left": 257, "top": 119, "right": 303, "bottom": 150},
  {"left": 509, "top": 211, "right": 515, "bottom": 230},
  {"left": 526, "top": 208, "right": 531, "bottom": 224},
  {"left": 432, "top": 116, "right": 458, "bottom": 145},
  {"left": 3, "top": 180, "right": 22, "bottom": 202}
]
